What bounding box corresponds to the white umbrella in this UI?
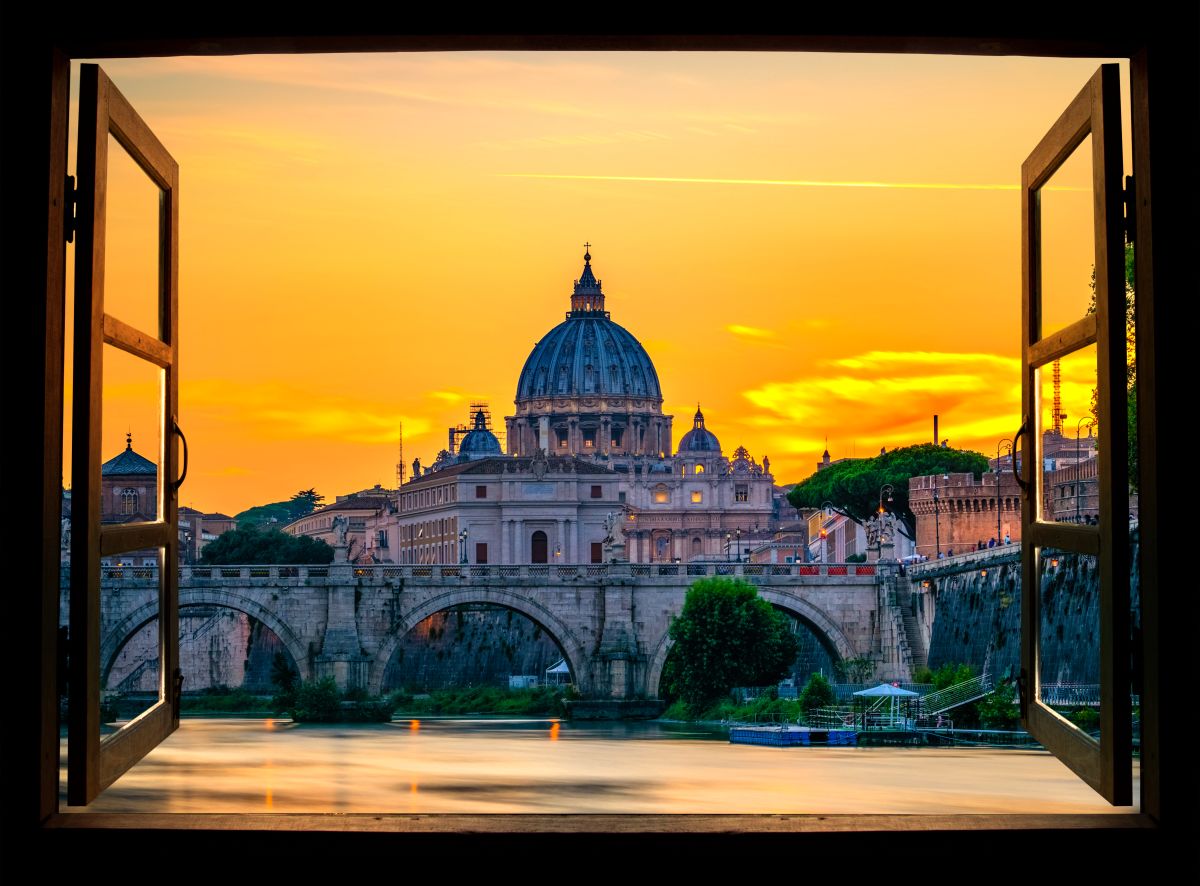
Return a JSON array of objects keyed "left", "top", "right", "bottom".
[{"left": 853, "top": 683, "right": 919, "bottom": 727}]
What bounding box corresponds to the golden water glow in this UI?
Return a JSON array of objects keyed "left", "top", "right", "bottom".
[{"left": 65, "top": 53, "right": 1131, "bottom": 513}]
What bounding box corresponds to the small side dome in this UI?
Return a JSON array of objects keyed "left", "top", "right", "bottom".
[
  {"left": 676, "top": 405, "right": 721, "bottom": 455},
  {"left": 457, "top": 408, "right": 502, "bottom": 460}
]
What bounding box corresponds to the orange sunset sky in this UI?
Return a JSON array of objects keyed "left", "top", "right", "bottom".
[{"left": 63, "top": 52, "right": 1131, "bottom": 516}]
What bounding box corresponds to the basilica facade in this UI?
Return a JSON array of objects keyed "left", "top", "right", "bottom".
[{"left": 367, "top": 250, "right": 782, "bottom": 564}]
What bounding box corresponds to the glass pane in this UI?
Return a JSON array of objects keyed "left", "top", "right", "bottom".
[
  {"left": 102, "top": 343, "right": 162, "bottom": 526},
  {"left": 1035, "top": 343, "right": 1099, "bottom": 526},
  {"left": 104, "top": 134, "right": 163, "bottom": 339},
  {"left": 1037, "top": 548, "right": 1101, "bottom": 739},
  {"left": 1037, "top": 134, "right": 1095, "bottom": 339},
  {"left": 101, "top": 550, "right": 165, "bottom": 728}
]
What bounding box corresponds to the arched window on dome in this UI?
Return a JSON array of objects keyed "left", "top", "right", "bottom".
[
  {"left": 609, "top": 365, "right": 619, "bottom": 389},
  {"left": 584, "top": 364, "right": 594, "bottom": 391},
  {"left": 557, "top": 365, "right": 569, "bottom": 393}
]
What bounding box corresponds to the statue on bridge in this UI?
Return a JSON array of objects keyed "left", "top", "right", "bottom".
[
  {"left": 331, "top": 514, "right": 350, "bottom": 558},
  {"left": 603, "top": 511, "right": 629, "bottom": 562}
]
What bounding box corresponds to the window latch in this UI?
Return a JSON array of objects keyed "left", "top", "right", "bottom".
[
  {"left": 64, "top": 175, "right": 77, "bottom": 243},
  {"left": 1123, "top": 175, "right": 1136, "bottom": 245}
]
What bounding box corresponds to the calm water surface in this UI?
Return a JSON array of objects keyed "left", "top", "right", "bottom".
[{"left": 63, "top": 718, "right": 1138, "bottom": 814}]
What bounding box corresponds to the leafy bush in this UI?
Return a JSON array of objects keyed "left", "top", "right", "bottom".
[
  {"left": 977, "top": 681, "right": 1020, "bottom": 729},
  {"left": 799, "top": 672, "right": 835, "bottom": 715},
  {"left": 1069, "top": 708, "right": 1100, "bottom": 732},
  {"left": 181, "top": 687, "right": 272, "bottom": 712},
  {"left": 291, "top": 677, "right": 341, "bottom": 722},
  {"left": 391, "top": 685, "right": 572, "bottom": 717}
]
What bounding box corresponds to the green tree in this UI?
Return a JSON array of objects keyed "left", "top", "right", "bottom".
[
  {"left": 787, "top": 443, "right": 989, "bottom": 540},
  {"left": 287, "top": 488, "right": 325, "bottom": 520},
  {"left": 799, "top": 672, "right": 835, "bottom": 715},
  {"left": 199, "top": 524, "right": 334, "bottom": 565},
  {"left": 662, "top": 578, "right": 799, "bottom": 712}
]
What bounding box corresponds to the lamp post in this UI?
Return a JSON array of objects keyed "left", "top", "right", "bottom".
[
  {"left": 725, "top": 531, "right": 732, "bottom": 562},
  {"left": 1076, "top": 416, "right": 1096, "bottom": 523},
  {"left": 932, "top": 474, "right": 948, "bottom": 558},
  {"left": 995, "top": 437, "right": 1013, "bottom": 541},
  {"left": 878, "top": 483, "right": 895, "bottom": 515},
  {"left": 820, "top": 500, "right": 836, "bottom": 563},
  {"left": 735, "top": 527, "right": 742, "bottom": 562},
  {"left": 459, "top": 528, "right": 468, "bottom": 564}
]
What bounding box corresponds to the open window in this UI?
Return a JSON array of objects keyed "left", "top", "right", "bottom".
[
  {"left": 68, "top": 64, "right": 182, "bottom": 805},
  {"left": 1018, "top": 64, "right": 1131, "bottom": 804}
]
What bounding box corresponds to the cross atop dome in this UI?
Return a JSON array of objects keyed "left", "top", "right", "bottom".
[{"left": 570, "top": 244, "right": 606, "bottom": 315}]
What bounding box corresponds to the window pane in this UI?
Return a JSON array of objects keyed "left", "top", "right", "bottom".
[
  {"left": 1035, "top": 343, "right": 1099, "bottom": 526},
  {"left": 104, "top": 134, "right": 164, "bottom": 339},
  {"left": 100, "top": 550, "right": 165, "bottom": 728},
  {"left": 1037, "top": 548, "right": 1101, "bottom": 738},
  {"left": 1037, "top": 134, "right": 1095, "bottom": 339},
  {"left": 102, "top": 343, "right": 162, "bottom": 526}
]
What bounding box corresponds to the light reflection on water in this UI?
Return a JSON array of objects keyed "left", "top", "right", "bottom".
[{"left": 61, "top": 718, "right": 1137, "bottom": 814}]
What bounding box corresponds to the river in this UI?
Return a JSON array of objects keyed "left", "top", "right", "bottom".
[{"left": 61, "top": 718, "right": 1138, "bottom": 814}]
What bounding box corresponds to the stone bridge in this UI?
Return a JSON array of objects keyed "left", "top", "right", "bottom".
[{"left": 62, "top": 561, "right": 916, "bottom": 704}]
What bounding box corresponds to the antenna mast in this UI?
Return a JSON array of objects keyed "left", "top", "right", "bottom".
[{"left": 1052, "top": 359, "right": 1065, "bottom": 435}]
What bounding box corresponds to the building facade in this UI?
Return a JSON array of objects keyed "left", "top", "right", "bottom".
[{"left": 404, "top": 251, "right": 777, "bottom": 563}]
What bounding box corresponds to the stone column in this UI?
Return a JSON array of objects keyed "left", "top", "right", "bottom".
[
  {"left": 556, "top": 518, "right": 566, "bottom": 562},
  {"left": 314, "top": 563, "right": 370, "bottom": 690},
  {"left": 571, "top": 518, "right": 581, "bottom": 563},
  {"left": 515, "top": 519, "right": 525, "bottom": 562},
  {"left": 600, "top": 416, "right": 611, "bottom": 454},
  {"left": 538, "top": 416, "right": 550, "bottom": 452},
  {"left": 568, "top": 417, "right": 579, "bottom": 455},
  {"left": 501, "top": 519, "right": 511, "bottom": 565}
]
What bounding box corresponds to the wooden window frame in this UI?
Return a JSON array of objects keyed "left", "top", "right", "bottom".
[
  {"left": 68, "top": 63, "right": 181, "bottom": 807},
  {"left": 8, "top": 17, "right": 1190, "bottom": 851},
  {"left": 1019, "top": 64, "right": 1130, "bottom": 804}
]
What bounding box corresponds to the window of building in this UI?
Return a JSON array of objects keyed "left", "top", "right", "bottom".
[
  {"left": 557, "top": 428, "right": 568, "bottom": 448},
  {"left": 590, "top": 541, "right": 603, "bottom": 563},
  {"left": 121, "top": 488, "right": 138, "bottom": 514},
  {"left": 590, "top": 485, "right": 602, "bottom": 499},
  {"left": 475, "top": 542, "right": 487, "bottom": 564},
  {"left": 476, "top": 485, "right": 487, "bottom": 499},
  {"left": 653, "top": 485, "right": 669, "bottom": 504},
  {"left": 694, "top": 464, "right": 704, "bottom": 475},
  {"left": 583, "top": 429, "right": 595, "bottom": 448},
  {"left": 735, "top": 484, "right": 749, "bottom": 503},
  {"left": 618, "top": 491, "right": 626, "bottom": 504},
  {"left": 611, "top": 427, "right": 623, "bottom": 447},
  {"left": 691, "top": 537, "right": 702, "bottom": 557},
  {"left": 691, "top": 491, "right": 703, "bottom": 504}
]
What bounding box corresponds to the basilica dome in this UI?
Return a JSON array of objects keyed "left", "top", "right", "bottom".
[
  {"left": 514, "top": 252, "right": 662, "bottom": 404},
  {"left": 457, "top": 408, "right": 502, "bottom": 459},
  {"left": 676, "top": 406, "right": 721, "bottom": 454}
]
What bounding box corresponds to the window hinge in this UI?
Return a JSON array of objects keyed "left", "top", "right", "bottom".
[
  {"left": 1123, "top": 175, "right": 1136, "bottom": 245},
  {"left": 63, "top": 175, "right": 78, "bottom": 243}
]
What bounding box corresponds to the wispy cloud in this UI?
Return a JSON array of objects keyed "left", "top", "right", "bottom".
[
  {"left": 500, "top": 173, "right": 1087, "bottom": 192},
  {"left": 727, "top": 324, "right": 775, "bottom": 339}
]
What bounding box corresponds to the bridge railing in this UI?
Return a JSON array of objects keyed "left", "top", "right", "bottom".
[{"left": 79, "top": 560, "right": 882, "bottom": 585}]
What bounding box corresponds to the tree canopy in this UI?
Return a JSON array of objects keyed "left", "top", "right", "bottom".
[
  {"left": 661, "top": 577, "right": 798, "bottom": 711},
  {"left": 235, "top": 488, "right": 327, "bottom": 527},
  {"left": 787, "top": 443, "right": 989, "bottom": 539},
  {"left": 199, "top": 524, "right": 334, "bottom": 565}
]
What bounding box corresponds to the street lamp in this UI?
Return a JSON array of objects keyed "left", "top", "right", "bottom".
[
  {"left": 995, "top": 437, "right": 1013, "bottom": 542},
  {"left": 725, "top": 531, "right": 732, "bottom": 562},
  {"left": 459, "top": 528, "right": 468, "bottom": 564},
  {"left": 735, "top": 527, "right": 742, "bottom": 562},
  {"left": 1076, "top": 416, "right": 1096, "bottom": 523},
  {"left": 878, "top": 484, "right": 895, "bottom": 515}
]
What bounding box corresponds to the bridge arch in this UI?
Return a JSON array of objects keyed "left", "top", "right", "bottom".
[
  {"left": 368, "top": 587, "right": 592, "bottom": 696},
  {"left": 100, "top": 587, "right": 313, "bottom": 688},
  {"left": 644, "top": 591, "right": 858, "bottom": 699}
]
